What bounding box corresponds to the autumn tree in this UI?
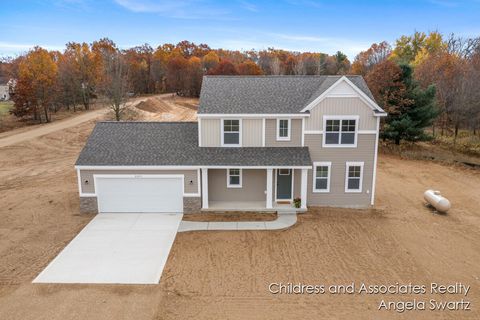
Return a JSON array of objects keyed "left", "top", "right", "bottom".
[
  {"left": 152, "top": 44, "right": 174, "bottom": 92},
  {"left": 415, "top": 35, "right": 480, "bottom": 139},
  {"left": 202, "top": 51, "right": 220, "bottom": 72},
  {"left": 166, "top": 53, "right": 189, "bottom": 94},
  {"left": 92, "top": 38, "right": 118, "bottom": 83},
  {"left": 237, "top": 60, "right": 263, "bottom": 75},
  {"left": 56, "top": 52, "right": 83, "bottom": 111},
  {"left": 366, "top": 60, "right": 410, "bottom": 117},
  {"left": 176, "top": 40, "right": 210, "bottom": 58},
  {"left": 124, "top": 44, "right": 155, "bottom": 94},
  {"left": 12, "top": 47, "right": 57, "bottom": 122},
  {"left": 187, "top": 56, "right": 203, "bottom": 96},
  {"left": 351, "top": 41, "right": 392, "bottom": 75},
  {"left": 55, "top": 42, "right": 98, "bottom": 111},
  {"left": 208, "top": 59, "right": 238, "bottom": 75},
  {"left": 390, "top": 31, "right": 445, "bottom": 65}
]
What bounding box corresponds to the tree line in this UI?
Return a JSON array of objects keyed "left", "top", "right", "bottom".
[
  {"left": 0, "top": 32, "right": 479, "bottom": 145},
  {"left": 353, "top": 32, "right": 480, "bottom": 144},
  {"left": 0, "top": 39, "right": 350, "bottom": 123}
]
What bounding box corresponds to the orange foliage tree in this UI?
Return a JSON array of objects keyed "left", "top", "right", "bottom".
[
  {"left": 12, "top": 47, "right": 58, "bottom": 122},
  {"left": 365, "top": 60, "right": 411, "bottom": 117},
  {"left": 237, "top": 60, "right": 263, "bottom": 75}
]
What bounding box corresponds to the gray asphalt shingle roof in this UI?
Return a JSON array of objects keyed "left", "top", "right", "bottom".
[
  {"left": 198, "top": 75, "right": 377, "bottom": 114},
  {"left": 75, "top": 122, "right": 312, "bottom": 167}
]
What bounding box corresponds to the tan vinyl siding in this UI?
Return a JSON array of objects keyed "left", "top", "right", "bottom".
[
  {"left": 242, "top": 119, "right": 263, "bottom": 147},
  {"left": 79, "top": 169, "right": 199, "bottom": 195},
  {"left": 305, "top": 134, "right": 375, "bottom": 207},
  {"left": 305, "top": 97, "right": 377, "bottom": 131},
  {"left": 265, "top": 119, "right": 302, "bottom": 147},
  {"left": 200, "top": 119, "right": 221, "bottom": 147},
  {"left": 209, "top": 169, "right": 266, "bottom": 201}
]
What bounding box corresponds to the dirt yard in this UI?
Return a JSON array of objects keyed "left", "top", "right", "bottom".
[{"left": 0, "top": 97, "right": 479, "bottom": 319}]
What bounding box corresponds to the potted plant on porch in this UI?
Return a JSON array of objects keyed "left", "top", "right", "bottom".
[{"left": 293, "top": 197, "right": 301, "bottom": 208}]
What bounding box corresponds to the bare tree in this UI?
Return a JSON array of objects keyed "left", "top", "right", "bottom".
[
  {"left": 269, "top": 56, "right": 282, "bottom": 75},
  {"left": 102, "top": 52, "right": 129, "bottom": 121},
  {"left": 293, "top": 56, "right": 306, "bottom": 75}
]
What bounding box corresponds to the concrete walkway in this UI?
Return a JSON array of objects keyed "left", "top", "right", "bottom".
[{"left": 178, "top": 212, "right": 297, "bottom": 232}]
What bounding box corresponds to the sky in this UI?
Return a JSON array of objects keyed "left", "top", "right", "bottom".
[{"left": 1, "top": 0, "right": 479, "bottom": 59}]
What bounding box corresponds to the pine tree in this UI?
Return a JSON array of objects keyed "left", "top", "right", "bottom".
[{"left": 383, "top": 64, "right": 439, "bottom": 144}]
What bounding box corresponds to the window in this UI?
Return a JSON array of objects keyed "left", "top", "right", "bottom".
[
  {"left": 313, "top": 162, "right": 331, "bottom": 193},
  {"left": 345, "top": 162, "right": 363, "bottom": 193},
  {"left": 222, "top": 119, "right": 241, "bottom": 146},
  {"left": 278, "top": 169, "right": 291, "bottom": 175},
  {"left": 324, "top": 117, "right": 358, "bottom": 147},
  {"left": 227, "top": 168, "right": 242, "bottom": 188},
  {"left": 277, "top": 119, "right": 291, "bottom": 141}
]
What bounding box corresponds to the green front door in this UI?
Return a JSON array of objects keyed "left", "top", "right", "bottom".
[{"left": 276, "top": 169, "right": 292, "bottom": 200}]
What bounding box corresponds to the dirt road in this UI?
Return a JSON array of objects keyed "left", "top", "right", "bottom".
[
  {"left": 0, "top": 101, "right": 479, "bottom": 319},
  {"left": 0, "top": 108, "right": 107, "bottom": 148},
  {"left": 0, "top": 95, "right": 167, "bottom": 148}
]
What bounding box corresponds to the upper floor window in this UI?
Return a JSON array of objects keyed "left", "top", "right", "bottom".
[
  {"left": 276, "top": 119, "right": 291, "bottom": 141},
  {"left": 222, "top": 119, "right": 241, "bottom": 147},
  {"left": 345, "top": 162, "right": 363, "bottom": 193},
  {"left": 323, "top": 116, "right": 358, "bottom": 147}
]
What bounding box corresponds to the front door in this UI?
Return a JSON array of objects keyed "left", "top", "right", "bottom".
[{"left": 276, "top": 169, "right": 292, "bottom": 200}]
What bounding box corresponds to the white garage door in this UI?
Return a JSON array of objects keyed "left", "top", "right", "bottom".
[{"left": 95, "top": 175, "right": 184, "bottom": 213}]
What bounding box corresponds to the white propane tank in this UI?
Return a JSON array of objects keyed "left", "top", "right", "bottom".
[{"left": 424, "top": 190, "right": 451, "bottom": 213}]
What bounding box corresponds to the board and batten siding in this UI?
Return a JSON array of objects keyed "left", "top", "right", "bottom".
[
  {"left": 305, "top": 134, "right": 375, "bottom": 207},
  {"left": 242, "top": 119, "right": 263, "bottom": 147},
  {"left": 265, "top": 119, "right": 302, "bottom": 147},
  {"left": 200, "top": 118, "right": 262, "bottom": 147},
  {"left": 200, "top": 119, "right": 221, "bottom": 147},
  {"left": 305, "top": 97, "right": 377, "bottom": 131},
  {"left": 209, "top": 169, "right": 266, "bottom": 201},
  {"left": 79, "top": 169, "right": 199, "bottom": 195}
]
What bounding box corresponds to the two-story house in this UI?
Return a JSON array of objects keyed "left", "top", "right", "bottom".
[{"left": 75, "top": 75, "right": 386, "bottom": 214}]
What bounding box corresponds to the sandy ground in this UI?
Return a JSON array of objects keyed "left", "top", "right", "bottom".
[{"left": 0, "top": 98, "right": 479, "bottom": 319}]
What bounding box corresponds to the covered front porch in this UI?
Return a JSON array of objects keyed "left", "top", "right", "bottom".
[
  {"left": 200, "top": 167, "right": 310, "bottom": 212},
  {"left": 205, "top": 201, "right": 307, "bottom": 212}
]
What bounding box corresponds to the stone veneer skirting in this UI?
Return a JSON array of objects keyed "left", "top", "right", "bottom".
[
  {"left": 80, "top": 197, "right": 98, "bottom": 214},
  {"left": 79, "top": 196, "right": 201, "bottom": 214},
  {"left": 183, "top": 197, "right": 201, "bottom": 213}
]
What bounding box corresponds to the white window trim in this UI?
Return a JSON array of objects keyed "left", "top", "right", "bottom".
[
  {"left": 312, "top": 162, "right": 331, "bottom": 193},
  {"left": 221, "top": 118, "right": 242, "bottom": 147},
  {"left": 322, "top": 115, "right": 359, "bottom": 148},
  {"left": 345, "top": 161, "right": 364, "bottom": 193},
  {"left": 278, "top": 169, "right": 291, "bottom": 175},
  {"left": 227, "top": 168, "right": 242, "bottom": 188},
  {"left": 276, "top": 118, "right": 291, "bottom": 141}
]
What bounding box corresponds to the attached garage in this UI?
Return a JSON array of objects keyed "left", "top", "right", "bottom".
[{"left": 95, "top": 175, "right": 184, "bottom": 213}]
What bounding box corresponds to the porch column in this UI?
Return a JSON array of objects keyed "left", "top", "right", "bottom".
[
  {"left": 201, "top": 168, "right": 208, "bottom": 209},
  {"left": 301, "top": 169, "right": 308, "bottom": 209},
  {"left": 266, "top": 169, "right": 273, "bottom": 209}
]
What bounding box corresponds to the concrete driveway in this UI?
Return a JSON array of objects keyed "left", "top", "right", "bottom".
[{"left": 33, "top": 213, "right": 183, "bottom": 284}]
